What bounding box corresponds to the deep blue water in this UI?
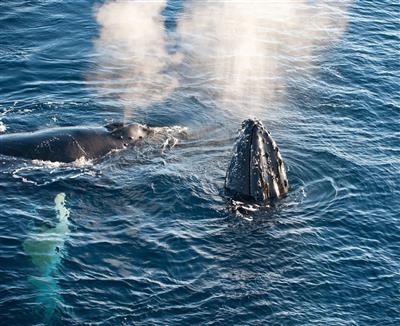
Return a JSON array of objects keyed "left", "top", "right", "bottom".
[{"left": 0, "top": 1, "right": 399, "bottom": 325}]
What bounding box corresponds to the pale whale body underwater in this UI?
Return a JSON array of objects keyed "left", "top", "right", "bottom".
[{"left": 0, "top": 119, "right": 289, "bottom": 204}]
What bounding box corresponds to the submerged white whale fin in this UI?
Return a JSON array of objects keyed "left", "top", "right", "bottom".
[
  {"left": 23, "top": 192, "right": 70, "bottom": 321},
  {"left": 23, "top": 193, "right": 70, "bottom": 274}
]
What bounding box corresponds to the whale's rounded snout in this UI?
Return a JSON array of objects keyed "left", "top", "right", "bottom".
[
  {"left": 225, "top": 119, "right": 289, "bottom": 204},
  {"left": 123, "top": 123, "right": 153, "bottom": 142}
]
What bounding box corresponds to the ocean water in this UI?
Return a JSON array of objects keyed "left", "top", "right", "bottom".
[{"left": 0, "top": 1, "right": 399, "bottom": 325}]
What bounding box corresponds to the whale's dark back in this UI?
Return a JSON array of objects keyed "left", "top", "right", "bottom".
[{"left": 0, "top": 126, "right": 117, "bottom": 162}]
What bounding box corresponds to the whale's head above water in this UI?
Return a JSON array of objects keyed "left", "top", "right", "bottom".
[
  {"left": 106, "top": 122, "right": 154, "bottom": 144},
  {"left": 225, "top": 119, "right": 289, "bottom": 204}
]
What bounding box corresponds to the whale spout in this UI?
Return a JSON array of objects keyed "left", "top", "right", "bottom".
[{"left": 225, "top": 119, "right": 289, "bottom": 204}]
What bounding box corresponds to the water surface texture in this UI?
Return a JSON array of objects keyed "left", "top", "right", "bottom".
[{"left": 0, "top": 1, "right": 399, "bottom": 325}]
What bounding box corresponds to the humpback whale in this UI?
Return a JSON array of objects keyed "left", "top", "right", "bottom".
[
  {"left": 0, "top": 122, "right": 153, "bottom": 163},
  {"left": 225, "top": 119, "right": 289, "bottom": 204}
]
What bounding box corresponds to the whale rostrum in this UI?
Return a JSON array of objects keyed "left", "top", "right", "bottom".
[{"left": 225, "top": 119, "right": 289, "bottom": 204}]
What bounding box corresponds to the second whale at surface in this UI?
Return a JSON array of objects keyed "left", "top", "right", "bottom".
[{"left": 0, "top": 122, "right": 153, "bottom": 163}]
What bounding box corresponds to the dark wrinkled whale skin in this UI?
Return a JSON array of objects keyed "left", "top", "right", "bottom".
[
  {"left": 225, "top": 119, "right": 289, "bottom": 204},
  {"left": 0, "top": 122, "right": 152, "bottom": 163}
]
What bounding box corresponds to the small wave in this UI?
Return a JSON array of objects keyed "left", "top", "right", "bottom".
[
  {"left": 0, "top": 106, "right": 13, "bottom": 133},
  {"left": 31, "top": 156, "right": 94, "bottom": 168},
  {"left": 152, "top": 125, "right": 189, "bottom": 137},
  {"left": 11, "top": 157, "right": 97, "bottom": 186},
  {"left": 228, "top": 200, "right": 264, "bottom": 221},
  {"left": 0, "top": 121, "right": 6, "bottom": 133},
  {"left": 152, "top": 125, "right": 189, "bottom": 152}
]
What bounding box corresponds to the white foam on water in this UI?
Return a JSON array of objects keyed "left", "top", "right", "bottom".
[
  {"left": 12, "top": 167, "right": 34, "bottom": 184},
  {"left": 0, "top": 106, "right": 12, "bottom": 133},
  {"left": 31, "top": 156, "right": 94, "bottom": 168},
  {"left": 153, "top": 125, "right": 189, "bottom": 137},
  {"left": 0, "top": 121, "right": 6, "bottom": 133},
  {"left": 152, "top": 125, "right": 188, "bottom": 152},
  {"left": 11, "top": 157, "right": 95, "bottom": 186}
]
